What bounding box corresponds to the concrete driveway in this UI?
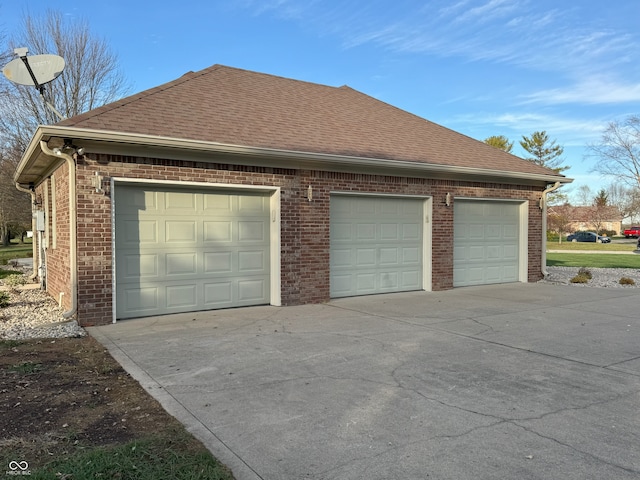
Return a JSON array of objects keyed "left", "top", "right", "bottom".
[{"left": 89, "top": 283, "right": 640, "bottom": 480}]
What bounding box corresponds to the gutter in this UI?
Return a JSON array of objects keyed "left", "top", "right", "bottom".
[
  {"left": 16, "top": 125, "right": 572, "bottom": 188},
  {"left": 39, "top": 140, "right": 78, "bottom": 319},
  {"left": 13, "top": 183, "right": 38, "bottom": 281},
  {"left": 540, "top": 182, "right": 562, "bottom": 277}
]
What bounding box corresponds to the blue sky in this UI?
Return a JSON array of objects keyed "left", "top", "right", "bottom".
[{"left": 2, "top": 0, "right": 640, "bottom": 201}]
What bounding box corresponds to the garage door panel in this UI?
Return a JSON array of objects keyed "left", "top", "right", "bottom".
[
  {"left": 331, "top": 249, "right": 352, "bottom": 268},
  {"left": 486, "top": 227, "right": 501, "bottom": 240},
  {"left": 128, "top": 190, "right": 157, "bottom": 211},
  {"left": 403, "top": 224, "right": 420, "bottom": 240},
  {"left": 122, "top": 220, "right": 157, "bottom": 244},
  {"left": 238, "top": 279, "right": 268, "bottom": 301},
  {"left": 203, "top": 221, "right": 232, "bottom": 243},
  {"left": 356, "top": 199, "right": 376, "bottom": 214},
  {"left": 469, "top": 225, "right": 485, "bottom": 239},
  {"left": 356, "top": 248, "right": 376, "bottom": 266},
  {"left": 379, "top": 247, "right": 398, "bottom": 264},
  {"left": 379, "top": 271, "right": 398, "bottom": 289},
  {"left": 165, "top": 221, "right": 197, "bottom": 243},
  {"left": 332, "top": 223, "right": 352, "bottom": 241},
  {"left": 357, "top": 224, "right": 376, "bottom": 240},
  {"left": 331, "top": 274, "right": 352, "bottom": 295},
  {"left": 165, "top": 253, "right": 197, "bottom": 276},
  {"left": 166, "top": 285, "right": 197, "bottom": 308},
  {"left": 203, "top": 193, "right": 232, "bottom": 211},
  {"left": 380, "top": 223, "right": 399, "bottom": 240},
  {"left": 238, "top": 250, "right": 267, "bottom": 272},
  {"left": 403, "top": 247, "right": 420, "bottom": 263},
  {"left": 331, "top": 195, "right": 424, "bottom": 298},
  {"left": 469, "top": 246, "right": 485, "bottom": 261},
  {"left": 454, "top": 200, "right": 521, "bottom": 287},
  {"left": 485, "top": 266, "right": 503, "bottom": 283},
  {"left": 238, "top": 221, "right": 267, "bottom": 242},
  {"left": 504, "top": 245, "right": 518, "bottom": 260},
  {"left": 401, "top": 270, "right": 420, "bottom": 288},
  {"left": 116, "top": 186, "right": 270, "bottom": 319},
  {"left": 204, "top": 282, "right": 233, "bottom": 305},
  {"left": 356, "top": 273, "right": 376, "bottom": 292},
  {"left": 503, "top": 224, "right": 518, "bottom": 239},
  {"left": 165, "top": 191, "right": 196, "bottom": 210},
  {"left": 503, "top": 265, "right": 518, "bottom": 281},
  {"left": 204, "top": 252, "right": 232, "bottom": 273},
  {"left": 238, "top": 195, "right": 268, "bottom": 213},
  {"left": 122, "top": 253, "right": 158, "bottom": 278},
  {"left": 123, "top": 287, "right": 158, "bottom": 312}
]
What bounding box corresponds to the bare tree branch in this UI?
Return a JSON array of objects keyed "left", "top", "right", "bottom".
[{"left": 588, "top": 115, "right": 640, "bottom": 189}]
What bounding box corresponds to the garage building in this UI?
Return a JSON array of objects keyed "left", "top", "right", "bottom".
[{"left": 14, "top": 65, "right": 570, "bottom": 325}]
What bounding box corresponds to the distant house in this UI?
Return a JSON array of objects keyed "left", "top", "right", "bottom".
[
  {"left": 548, "top": 205, "right": 622, "bottom": 235},
  {"left": 14, "top": 65, "right": 570, "bottom": 326}
]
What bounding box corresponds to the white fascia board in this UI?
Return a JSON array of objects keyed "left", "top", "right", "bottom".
[{"left": 18, "top": 125, "right": 573, "bottom": 187}]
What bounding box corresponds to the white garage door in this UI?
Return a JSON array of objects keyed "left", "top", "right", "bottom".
[
  {"left": 115, "top": 185, "right": 270, "bottom": 319},
  {"left": 330, "top": 195, "right": 423, "bottom": 298},
  {"left": 453, "top": 200, "right": 520, "bottom": 287}
]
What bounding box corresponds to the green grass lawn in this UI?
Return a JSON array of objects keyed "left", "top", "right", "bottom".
[
  {"left": 0, "top": 239, "right": 32, "bottom": 264},
  {"left": 547, "top": 253, "right": 640, "bottom": 268}
]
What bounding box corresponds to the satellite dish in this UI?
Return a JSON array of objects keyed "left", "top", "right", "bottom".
[
  {"left": 3, "top": 54, "right": 65, "bottom": 86},
  {"left": 2, "top": 48, "right": 66, "bottom": 121}
]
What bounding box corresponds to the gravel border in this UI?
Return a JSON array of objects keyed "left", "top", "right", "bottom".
[
  {"left": 0, "top": 266, "right": 86, "bottom": 340},
  {"left": 541, "top": 266, "right": 640, "bottom": 288}
]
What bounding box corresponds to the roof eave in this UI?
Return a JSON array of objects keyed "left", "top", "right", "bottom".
[{"left": 16, "top": 125, "right": 572, "bottom": 188}]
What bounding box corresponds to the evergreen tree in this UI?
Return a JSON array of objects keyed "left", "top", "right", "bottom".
[
  {"left": 484, "top": 135, "right": 513, "bottom": 153},
  {"left": 519, "top": 131, "right": 568, "bottom": 174}
]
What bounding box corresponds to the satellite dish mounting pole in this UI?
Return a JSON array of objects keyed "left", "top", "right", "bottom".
[{"left": 13, "top": 47, "right": 65, "bottom": 121}]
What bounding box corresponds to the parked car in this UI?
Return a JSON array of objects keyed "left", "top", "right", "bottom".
[
  {"left": 567, "top": 231, "right": 611, "bottom": 243},
  {"left": 624, "top": 226, "right": 640, "bottom": 238}
]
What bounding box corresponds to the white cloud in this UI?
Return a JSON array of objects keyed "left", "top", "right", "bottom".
[
  {"left": 452, "top": 0, "right": 523, "bottom": 24},
  {"left": 521, "top": 77, "right": 640, "bottom": 106},
  {"left": 450, "top": 111, "right": 607, "bottom": 146}
]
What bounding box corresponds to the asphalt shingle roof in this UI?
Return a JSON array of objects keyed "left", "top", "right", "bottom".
[{"left": 58, "top": 64, "right": 560, "bottom": 177}]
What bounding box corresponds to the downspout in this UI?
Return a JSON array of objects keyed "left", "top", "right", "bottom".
[
  {"left": 39, "top": 140, "right": 77, "bottom": 319},
  {"left": 540, "top": 181, "right": 561, "bottom": 277},
  {"left": 14, "top": 183, "right": 38, "bottom": 281}
]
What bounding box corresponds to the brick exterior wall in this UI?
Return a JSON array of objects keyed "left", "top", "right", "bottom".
[{"left": 36, "top": 153, "right": 544, "bottom": 326}]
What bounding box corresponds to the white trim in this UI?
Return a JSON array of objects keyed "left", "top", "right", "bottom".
[
  {"left": 330, "top": 191, "right": 431, "bottom": 200},
  {"left": 111, "top": 177, "right": 117, "bottom": 323},
  {"left": 112, "top": 177, "right": 278, "bottom": 193},
  {"left": 424, "top": 197, "right": 433, "bottom": 291},
  {"left": 18, "top": 125, "right": 572, "bottom": 188},
  {"left": 110, "top": 178, "right": 281, "bottom": 323},
  {"left": 454, "top": 196, "right": 526, "bottom": 203},
  {"left": 519, "top": 201, "right": 529, "bottom": 283}
]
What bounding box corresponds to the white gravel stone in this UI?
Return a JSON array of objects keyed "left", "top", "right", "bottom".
[
  {"left": 542, "top": 266, "right": 640, "bottom": 288},
  {"left": 0, "top": 270, "right": 86, "bottom": 340}
]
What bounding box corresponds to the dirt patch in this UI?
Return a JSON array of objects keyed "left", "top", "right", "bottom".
[{"left": 0, "top": 335, "right": 195, "bottom": 470}]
